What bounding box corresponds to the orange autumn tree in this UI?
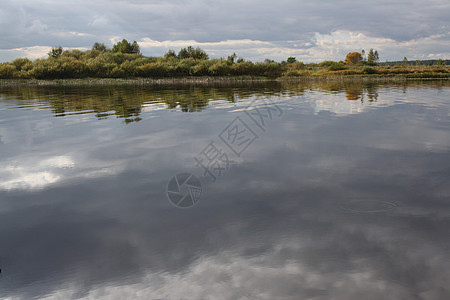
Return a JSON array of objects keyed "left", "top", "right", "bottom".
[{"left": 345, "top": 52, "right": 363, "bottom": 64}]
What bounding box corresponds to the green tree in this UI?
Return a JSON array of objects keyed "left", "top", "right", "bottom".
[
  {"left": 178, "top": 48, "right": 189, "bottom": 59},
  {"left": 402, "top": 57, "right": 408, "bottom": 65},
  {"left": 131, "top": 41, "right": 140, "bottom": 54},
  {"left": 367, "top": 49, "right": 379, "bottom": 64},
  {"left": 112, "top": 39, "right": 140, "bottom": 54},
  {"left": 287, "top": 57, "right": 297, "bottom": 64},
  {"left": 92, "top": 42, "right": 108, "bottom": 52},
  {"left": 436, "top": 59, "right": 445, "bottom": 66},
  {"left": 48, "top": 46, "right": 63, "bottom": 58},
  {"left": 227, "top": 53, "right": 237, "bottom": 64},
  {"left": 178, "top": 46, "right": 208, "bottom": 60},
  {"left": 164, "top": 50, "right": 177, "bottom": 59},
  {"left": 191, "top": 47, "right": 208, "bottom": 60}
]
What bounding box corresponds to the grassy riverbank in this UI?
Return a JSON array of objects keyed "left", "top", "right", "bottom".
[{"left": 1, "top": 74, "right": 448, "bottom": 87}]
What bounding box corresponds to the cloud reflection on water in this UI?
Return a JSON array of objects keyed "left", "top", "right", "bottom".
[{"left": 0, "top": 81, "right": 449, "bottom": 299}]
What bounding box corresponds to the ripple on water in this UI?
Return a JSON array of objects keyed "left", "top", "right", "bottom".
[{"left": 340, "top": 200, "right": 398, "bottom": 214}]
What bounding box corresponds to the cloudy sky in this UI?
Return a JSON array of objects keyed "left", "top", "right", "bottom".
[{"left": 0, "top": 0, "right": 449, "bottom": 62}]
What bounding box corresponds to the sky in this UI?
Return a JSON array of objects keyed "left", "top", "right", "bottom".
[{"left": 0, "top": 0, "right": 449, "bottom": 63}]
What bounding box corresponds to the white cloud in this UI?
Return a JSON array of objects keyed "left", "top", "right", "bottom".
[
  {"left": 0, "top": 171, "right": 60, "bottom": 190},
  {"left": 134, "top": 30, "right": 450, "bottom": 62},
  {"left": 0, "top": 46, "right": 51, "bottom": 62},
  {"left": 0, "top": 46, "right": 89, "bottom": 62},
  {"left": 0, "top": 156, "right": 74, "bottom": 191},
  {"left": 309, "top": 30, "right": 450, "bottom": 61}
]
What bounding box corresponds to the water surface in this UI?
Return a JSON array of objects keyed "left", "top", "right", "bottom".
[{"left": 0, "top": 81, "right": 449, "bottom": 299}]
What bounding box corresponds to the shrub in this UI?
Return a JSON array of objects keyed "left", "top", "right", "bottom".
[
  {"left": 285, "top": 62, "right": 305, "bottom": 71},
  {"left": 83, "top": 50, "right": 102, "bottom": 60},
  {"left": 319, "top": 61, "right": 336, "bottom": 67},
  {"left": 283, "top": 69, "right": 312, "bottom": 77},
  {"left": 362, "top": 67, "right": 377, "bottom": 74},
  {"left": 306, "top": 63, "right": 318, "bottom": 69},
  {"left": 0, "top": 63, "right": 17, "bottom": 78},
  {"left": 191, "top": 60, "right": 213, "bottom": 76},
  {"left": 12, "top": 58, "right": 32, "bottom": 71},
  {"left": 62, "top": 49, "right": 83, "bottom": 59},
  {"left": 340, "top": 69, "right": 362, "bottom": 75},
  {"left": 175, "top": 58, "right": 198, "bottom": 76},
  {"left": 109, "top": 66, "right": 125, "bottom": 78},
  {"left": 208, "top": 60, "right": 230, "bottom": 76},
  {"left": 135, "top": 62, "right": 166, "bottom": 77},
  {"left": 262, "top": 62, "right": 283, "bottom": 77},
  {"left": 430, "top": 68, "right": 448, "bottom": 73},
  {"left": 283, "top": 69, "right": 300, "bottom": 76},
  {"left": 406, "top": 73, "right": 449, "bottom": 78},
  {"left": 27, "top": 59, "right": 57, "bottom": 79},
  {"left": 328, "top": 62, "right": 347, "bottom": 71},
  {"left": 230, "top": 61, "right": 255, "bottom": 75}
]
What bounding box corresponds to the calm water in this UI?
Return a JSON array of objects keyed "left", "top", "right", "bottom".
[{"left": 0, "top": 81, "right": 449, "bottom": 299}]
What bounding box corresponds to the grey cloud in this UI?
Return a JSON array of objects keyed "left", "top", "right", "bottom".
[{"left": 1, "top": 0, "right": 449, "bottom": 50}]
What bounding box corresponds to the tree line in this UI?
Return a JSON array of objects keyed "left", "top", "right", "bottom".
[
  {"left": 0, "top": 40, "right": 448, "bottom": 79},
  {"left": 0, "top": 39, "right": 286, "bottom": 79}
]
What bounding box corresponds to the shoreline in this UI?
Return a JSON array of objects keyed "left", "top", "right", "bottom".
[{"left": 0, "top": 76, "right": 448, "bottom": 86}]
